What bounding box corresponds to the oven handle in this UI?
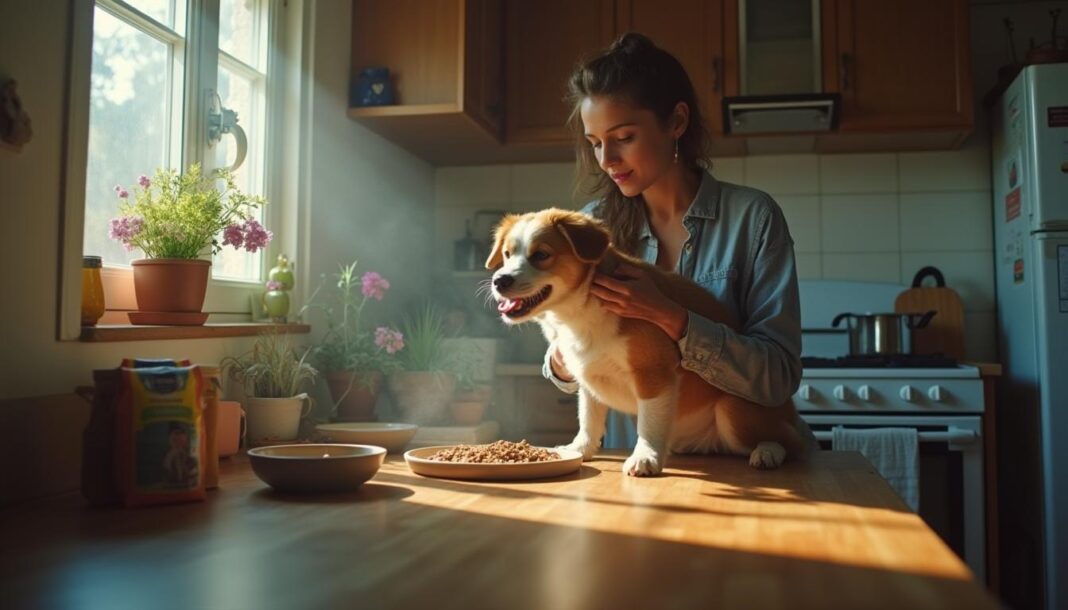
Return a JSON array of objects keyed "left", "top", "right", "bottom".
[{"left": 813, "top": 426, "right": 977, "bottom": 445}]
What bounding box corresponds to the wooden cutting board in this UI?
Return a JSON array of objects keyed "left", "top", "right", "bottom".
[{"left": 895, "top": 266, "right": 966, "bottom": 360}]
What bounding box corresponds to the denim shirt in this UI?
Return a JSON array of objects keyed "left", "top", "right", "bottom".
[{"left": 541, "top": 171, "right": 802, "bottom": 448}]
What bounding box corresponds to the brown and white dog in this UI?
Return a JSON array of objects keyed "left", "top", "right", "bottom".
[{"left": 486, "top": 208, "right": 811, "bottom": 476}]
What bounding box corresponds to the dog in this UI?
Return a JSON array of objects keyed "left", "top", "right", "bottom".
[{"left": 485, "top": 208, "right": 811, "bottom": 476}]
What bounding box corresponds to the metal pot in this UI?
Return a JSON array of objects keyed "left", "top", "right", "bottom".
[{"left": 831, "top": 311, "right": 937, "bottom": 356}]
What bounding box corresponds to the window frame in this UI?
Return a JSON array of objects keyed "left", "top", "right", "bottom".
[{"left": 58, "top": 0, "right": 291, "bottom": 340}]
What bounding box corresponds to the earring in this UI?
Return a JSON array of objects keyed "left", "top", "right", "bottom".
[{"left": 673, "top": 139, "right": 679, "bottom": 164}]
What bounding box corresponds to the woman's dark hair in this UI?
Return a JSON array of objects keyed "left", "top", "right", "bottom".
[{"left": 567, "top": 32, "right": 711, "bottom": 254}]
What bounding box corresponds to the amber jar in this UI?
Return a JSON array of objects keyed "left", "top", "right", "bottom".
[{"left": 81, "top": 255, "right": 105, "bottom": 326}]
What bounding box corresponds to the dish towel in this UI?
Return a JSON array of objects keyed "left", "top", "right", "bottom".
[{"left": 832, "top": 427, "right": 920, "bottom": 512}]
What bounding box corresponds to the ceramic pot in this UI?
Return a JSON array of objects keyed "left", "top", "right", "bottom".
[
  {"left": 387, "top": 371, "right": 456, "bottom": 425},
  {"left": 449, "top": 400, "right": 488, "bottom": 426},
  {"left": 263, "top": 289, "right": 290, "bottom": 322},
  {"left": 327, "top": 371, "right": 382, "bottom": 422},
  {"left": 131, "top": 258, "right": 210, "bottom": 313},
  {"left": 245, "top": 394, "right": 313, "bottom": 446}
]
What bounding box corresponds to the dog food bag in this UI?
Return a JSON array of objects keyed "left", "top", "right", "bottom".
[{"left": 114, "top": 361, "right": 207, "bottom": 507}]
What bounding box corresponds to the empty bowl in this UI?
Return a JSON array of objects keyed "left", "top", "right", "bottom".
[
  {"left": 247, "top": 444, "right": 386, "bottom": 493},
  {"left": 315, "top": 422, "right": 419, "bottom": 453}
]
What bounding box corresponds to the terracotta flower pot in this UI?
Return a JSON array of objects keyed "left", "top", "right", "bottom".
[
  {"left": 131, "top": 258, "right": 211, "bottom": 312},
  {"left": 449, "top": 400, "right": 488, "bottom": 426},
  {"left": 327, "top": 371, "right": 382, "bottom": 422}
]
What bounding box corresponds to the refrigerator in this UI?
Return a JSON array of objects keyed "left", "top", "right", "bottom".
[{"left": 992, "top": 62, "right": 1068, "bottom": 610}]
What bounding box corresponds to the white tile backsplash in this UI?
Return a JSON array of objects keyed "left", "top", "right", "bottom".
[
  {"left": 436, "top": 148, "right": 998, "bottom": 360},
  {"left": 823, "top": 253, "right": 903, "bottom": 284},
  {"left": 819, "top": 153, "right": 898, "bottom": 194},
  {"left": 900, "top": 191, "right": 993, "bottom": 251},
  {"left": 746, "top": 154, "right": 819, "bottom": 195},
  {"left": 899, "top": 146, "right": 991, "bottom": 193},
  {"left": 821, "top": 194, "right": 900, "bottom": 252},
  {"left": 776, "top": 195, "right": 821, "bottom": 253}
]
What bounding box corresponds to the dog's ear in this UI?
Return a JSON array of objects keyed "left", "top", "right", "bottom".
[
  {"left": 485, "top": 214, "right": 520, "bottom": 269},
  {"left": 554, "top": 213, "right": 611, "bottom": 263}
]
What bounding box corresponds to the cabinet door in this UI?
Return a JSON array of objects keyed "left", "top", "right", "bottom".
[
  {"left": 505, "top": 0, "right": 616, "bottom": 144},
  {"left": 464, "top": 0, "right": 504, "bottom": 140},
  {"left": 616, "top": 0, "right": 734, "bottom": 137},
  {"left": 824, "top": 0, "right": 972, "bottom": 131}
]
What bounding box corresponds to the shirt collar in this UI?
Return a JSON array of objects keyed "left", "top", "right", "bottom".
[{"left": 638, "top": 170, "right": 720, "bottom": 241}]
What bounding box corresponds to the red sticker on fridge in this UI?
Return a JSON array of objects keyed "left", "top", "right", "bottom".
[
  {"left": 1049, "top": 106, "right": 1068, "bottom": 128},
  {"left": 1005, "top": 187, "right": 1022, "bottom": 221}
]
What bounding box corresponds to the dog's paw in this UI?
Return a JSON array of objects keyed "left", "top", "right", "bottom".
[
  {"left": 748, "top": 442, "right": 786, "bottom": 470},
  {"left": 556, "top": 438, "right": 597, "bottom": 461},
  {"left": 623, "top": 447, "right": 664, "bottom": 477}
]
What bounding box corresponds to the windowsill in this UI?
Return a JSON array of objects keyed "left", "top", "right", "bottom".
[{"left": 79, "top": 322, "right": 311, "bottom": 342}]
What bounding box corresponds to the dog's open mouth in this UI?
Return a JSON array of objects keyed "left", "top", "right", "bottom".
[{"left": 497, "top": 285, "right": 552, "bottom": 318}]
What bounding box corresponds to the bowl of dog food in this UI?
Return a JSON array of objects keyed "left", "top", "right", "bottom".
[
  {"left": 248, "top": 443, "right": 386, "bottom": 493},
  {"left": 315, "top": 422, "right": 419, "bottom": 453},
  {"left": 404, "top": 439, "right": 582, "bottom": 481}
]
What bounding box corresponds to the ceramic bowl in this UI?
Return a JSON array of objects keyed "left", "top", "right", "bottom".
[
  {"left": 315, "top": 422, "right": 419, "bottom": 453},
  {"left": 247, "top": 444, "right": 386, "bottom": 493}
]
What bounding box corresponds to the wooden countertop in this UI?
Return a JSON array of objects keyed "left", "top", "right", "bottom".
[{"left": 0, "top": 451, "right": 998, "bottom": 609}]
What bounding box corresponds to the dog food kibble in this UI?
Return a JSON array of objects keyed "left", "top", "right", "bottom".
[{"left": 428, "top": 440, "right": 558, "bottom": 463}]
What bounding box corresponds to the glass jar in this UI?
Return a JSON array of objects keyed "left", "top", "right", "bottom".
[{"left": 81, "top": 255, "right": 105, "bottom": 326}]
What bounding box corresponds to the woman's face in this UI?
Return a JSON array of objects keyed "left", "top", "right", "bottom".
[{"left": 580, "top": 96, "right": 676, "bottom": 198}]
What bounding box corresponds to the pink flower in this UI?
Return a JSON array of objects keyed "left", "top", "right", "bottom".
[
  {"left": 266, "top": 280, "right": 284, "bottom": 291},
  {"left": 108, "top": 216, "right": 143, "bottom": 250},
  {"left": 115, "top": 186, "right": 129, "bottom": 199},
  {"left": 222, "top": 224, "right": 244, "bottom": 248},
  {"left": 241, "top": 218, "right": 273, "bottom": 253},
  {"left": 361, "top": 271, "right": 390, "bottom": 301},
  {"left": 138, "top": 175, "right": 151, "bottom": 188},
  {"left": 374, "top": 327, "right": 405, "bottom": 354}
]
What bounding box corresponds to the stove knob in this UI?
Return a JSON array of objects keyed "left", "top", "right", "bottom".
[
  {"left": 833, "top": 384, "right": 847, "bottom": 400},
  {"left": 899, "top": 385, "right": 914, "bottom": 402},
  {"left": 798, "top": 384, "right": 812, "bottom": 401},
  {"left": 928, "top": 385, "right": 944, "bottom": 402},
  {"left": 858, "top": 385, "right": 872, "bottom": 401}
]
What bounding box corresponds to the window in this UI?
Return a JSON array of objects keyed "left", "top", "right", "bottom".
[{"left": 72, "top": 0, "right": 281, "bottom": 330}]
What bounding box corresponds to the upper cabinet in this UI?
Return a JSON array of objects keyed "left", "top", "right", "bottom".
[
  {"left": 820, "top": 0, "right": 973, "bottom": 150},
  {"left": 504, "top": 0, "right": 616, "bottom": 145},
  {"left": 348, "top": 0, "right": 975, "bottom": 164}
]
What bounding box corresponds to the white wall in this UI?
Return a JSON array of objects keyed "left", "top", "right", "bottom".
[{"left": 0, "top": 0, "right": 434, "bottom": 504}]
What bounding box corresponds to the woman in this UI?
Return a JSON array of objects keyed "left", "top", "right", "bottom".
[{"left": 542, "top": 33, "right": 803, "bottom": 449}]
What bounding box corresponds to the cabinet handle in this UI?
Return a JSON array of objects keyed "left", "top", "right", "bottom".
[
  {"left": 840, "top": 52, "right": 851, "bottom": 90},
  {"left": 712, "top": 56, "right": 722, "bottom": 93}
]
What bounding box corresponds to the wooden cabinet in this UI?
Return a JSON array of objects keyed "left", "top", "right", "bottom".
[
  {"left": 347, "top": 0, "right": 505, "bottom": 165},
  {"left": 504, "top": 0, "right": 616, "bottom": 145},
  {"left": 819, "top": 0, "right": 973, "bottom": 150}
]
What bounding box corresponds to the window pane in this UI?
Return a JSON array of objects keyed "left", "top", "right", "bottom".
[
  {"left": 84, "top": 7, "right": 182, "bottom": 266},
  {"left": 211, "top": 66, "right": 266, "bottom": 282},
  {"left": 219, "top": 0, "right": 260, "bottom": 68},
  {"left": 125, "top": 0, "right": 185, "bottom": 34}
]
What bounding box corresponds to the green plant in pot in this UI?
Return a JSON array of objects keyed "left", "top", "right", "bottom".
[
  {"left": 447, "top": 344, "right": 493, "bottom": 426},
  {"left": 389, "top": 303, "right": 458, "bottom": 425},
  {"left": 108, "top": 164, "right": 269, "bottom": 325},
  {"left": 303, "top": 260, "right": 404, "bottom": 422},
  {"left": 221, "top": 332, "right": 318, "bottom": 446}
]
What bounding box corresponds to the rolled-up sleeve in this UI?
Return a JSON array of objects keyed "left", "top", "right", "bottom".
[
  {"left": 678, "top": 205, "right": 802, "bottom": 406},
  {"left": 542, "top": 345, "right": 580, "bottom": 394}
]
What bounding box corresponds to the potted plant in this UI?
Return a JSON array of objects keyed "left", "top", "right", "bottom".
[
  {"left": 221, "top": 332, "right": 318, "bottom": 446},
  {"left": 108, "top": 163, "right": 270, "bottom": 325},
  {"left": 388, "top": 304, "right": 458, "bottom": 425},
  {"left": 304, "top": 261, "right": 404, "bottom": 422},
  {"left": 448, "top": 351, "right": 493, "bottom": 426}
]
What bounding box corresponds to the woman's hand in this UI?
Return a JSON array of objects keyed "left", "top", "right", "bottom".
[
  {"left": 549, "top": 346, "right": 575, "bottom": 382},
  {"left": 590, "top": 263, "right": 689, "bottom": 341}
]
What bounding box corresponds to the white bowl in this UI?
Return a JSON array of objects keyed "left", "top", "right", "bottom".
[
  {"left": 315, "top": 422, "right": 419, "bottom": 453},
  {"left": 247, "top": 444, "right": 385, "bottom": 493}
]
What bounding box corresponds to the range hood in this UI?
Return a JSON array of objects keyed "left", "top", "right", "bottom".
[
  {"left": 725, "top": 0, "right": 838, "bottom": 136},
  {"left": 723, "top": 93, "right": 840, "bottom": 135}
]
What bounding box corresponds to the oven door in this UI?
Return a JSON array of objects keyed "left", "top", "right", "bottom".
[{"left": 801, "top": 414, "right": 985, "bottom": 581}]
